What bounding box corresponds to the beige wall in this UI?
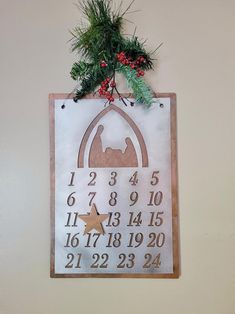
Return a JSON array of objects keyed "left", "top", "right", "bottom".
[{"left": 0, "top": 0, "right": 235, "bottom": 313}]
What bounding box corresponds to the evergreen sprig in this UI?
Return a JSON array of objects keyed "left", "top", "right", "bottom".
[
  {"left": 118, "top": 65, "right": 154, "bottom": 107},
  {"left": 70, "top": 0, "right": 158, "bottom": 106}
]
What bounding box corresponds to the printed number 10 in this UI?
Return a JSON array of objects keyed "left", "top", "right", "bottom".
[{"left": 148, "top": 191, "right": 163, "bottom": 206}]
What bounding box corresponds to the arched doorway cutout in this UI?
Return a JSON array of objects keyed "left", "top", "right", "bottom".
[{"left": 77, "top": 105, "right": 148, "bottom": 168}]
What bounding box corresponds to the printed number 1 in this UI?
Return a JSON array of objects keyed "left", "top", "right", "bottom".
[{"left": 68, "top": 172, "right": 75, "bottom": 186}]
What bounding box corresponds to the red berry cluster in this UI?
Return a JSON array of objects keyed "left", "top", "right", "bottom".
[
  {"left": 136, "top": 68, "right": 145, "bottom": 77},
  {"left": 116, "top": 52, "right": 146, "bottom": 77},
  {"left": 136, "top": 55, "right": 146, "bottom": 65},
  {"left": 116, "top": 51, "right": 132, "bottom": 65},
  {"left": 98, "top": 77, "right": 115, "bottom": 102}
]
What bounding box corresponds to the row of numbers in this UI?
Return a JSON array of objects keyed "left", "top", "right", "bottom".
[
  {"left": 65, "top": 252, "right": 161, "bottom": 269},
  {"left": 68, "top": 171, "right": 160, "bottom": 187},
  {"left": 64, "top": 232, "right": 166, "bottom": 249},
  {"left": 66, "top": 190, "right": 163, "bottom": 207},
  {"left": 65, "top": 211, "right": 164, "bottom": 227}
]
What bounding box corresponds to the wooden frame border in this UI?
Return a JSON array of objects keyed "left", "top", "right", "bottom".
[{"left": 49, "top": 93, "right": 180, "bottom": 278}]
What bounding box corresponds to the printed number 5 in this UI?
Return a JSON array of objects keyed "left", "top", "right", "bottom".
[{"left": 151, "top": 171, "right": 159, "bottom": 186}]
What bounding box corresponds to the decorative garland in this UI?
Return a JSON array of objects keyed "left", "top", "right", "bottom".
[{"left": 70, "top": 0, "right": 160, "bottom": 107}]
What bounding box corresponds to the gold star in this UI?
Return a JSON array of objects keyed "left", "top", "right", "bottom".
[{"left": 78, "top": 203, "right": 109, "bottom": 235}]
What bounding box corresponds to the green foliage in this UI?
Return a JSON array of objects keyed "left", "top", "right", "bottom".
[
  {"left": 71, "top": 0, "right": 123, "bottom": 62},
  {"left": 70, "top": 0, "right": 157, "bottom": 106},
  {"left": 71, "top": 61, "right": 112, "bottom": 100},
  {"left": 120, "top": 37, "right": 153, "bottom": 71},
  {"left": 70, "top": 61, "right": 89, "bottom": 80},
  {"left": 118, "top": 65, "right": 154, "bottom": 107}
]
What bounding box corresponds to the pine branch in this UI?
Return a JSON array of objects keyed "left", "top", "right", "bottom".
[
  {"left": 70, "top": 61, "right": 93, "bottom": 80},
  {"left": 118, "top": 65, "right": 154, "bottom": 107},
  {"left": 70, "top": 0, "right": 123, "bottom": 62}
]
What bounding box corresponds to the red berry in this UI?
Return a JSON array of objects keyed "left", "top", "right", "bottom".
[
  {"left": 110, "top": 80, "right": 116, "bottom": 88},
  {"left": 117, "top": 51, "right": 127, "bottom": 64},
  {"left": 98, "top": 89, "right": 104, "bottom": 96},
  {"left": 100, "top": 61, "right": 107, "bottom": 68},
  {"left": 130, "top": 63, "right": 135, "bottom": 69},
  {"left": 101, "top": 80, "right": 108, "bottom": 89},
  {"left": 108, "top": 96, "right": 114, "bottom": 102}
]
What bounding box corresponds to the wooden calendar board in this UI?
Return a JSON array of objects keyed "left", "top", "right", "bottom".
[{"left": 49, "top": 93, "right": 179, "bottom": 278}]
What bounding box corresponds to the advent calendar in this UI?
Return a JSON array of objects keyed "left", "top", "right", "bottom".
[{"left": 49, "top": 93, "right": 179, "bottom": 278}]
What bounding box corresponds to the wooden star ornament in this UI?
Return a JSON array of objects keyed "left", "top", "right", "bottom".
[{"left": 78, "top": 203, "right": 109, "bottom": 235}]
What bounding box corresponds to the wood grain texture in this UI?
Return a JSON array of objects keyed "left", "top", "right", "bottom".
[
  {"left": 49, "top": 92, "right": 180, "bottom": 278},
  {"left": 49, "top": 94, "right": 55, "bottom": 278}
]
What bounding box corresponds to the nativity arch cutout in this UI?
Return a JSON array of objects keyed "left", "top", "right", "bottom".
[{"left": 77, "top": 104, "right": 149, "bottom": 168}]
